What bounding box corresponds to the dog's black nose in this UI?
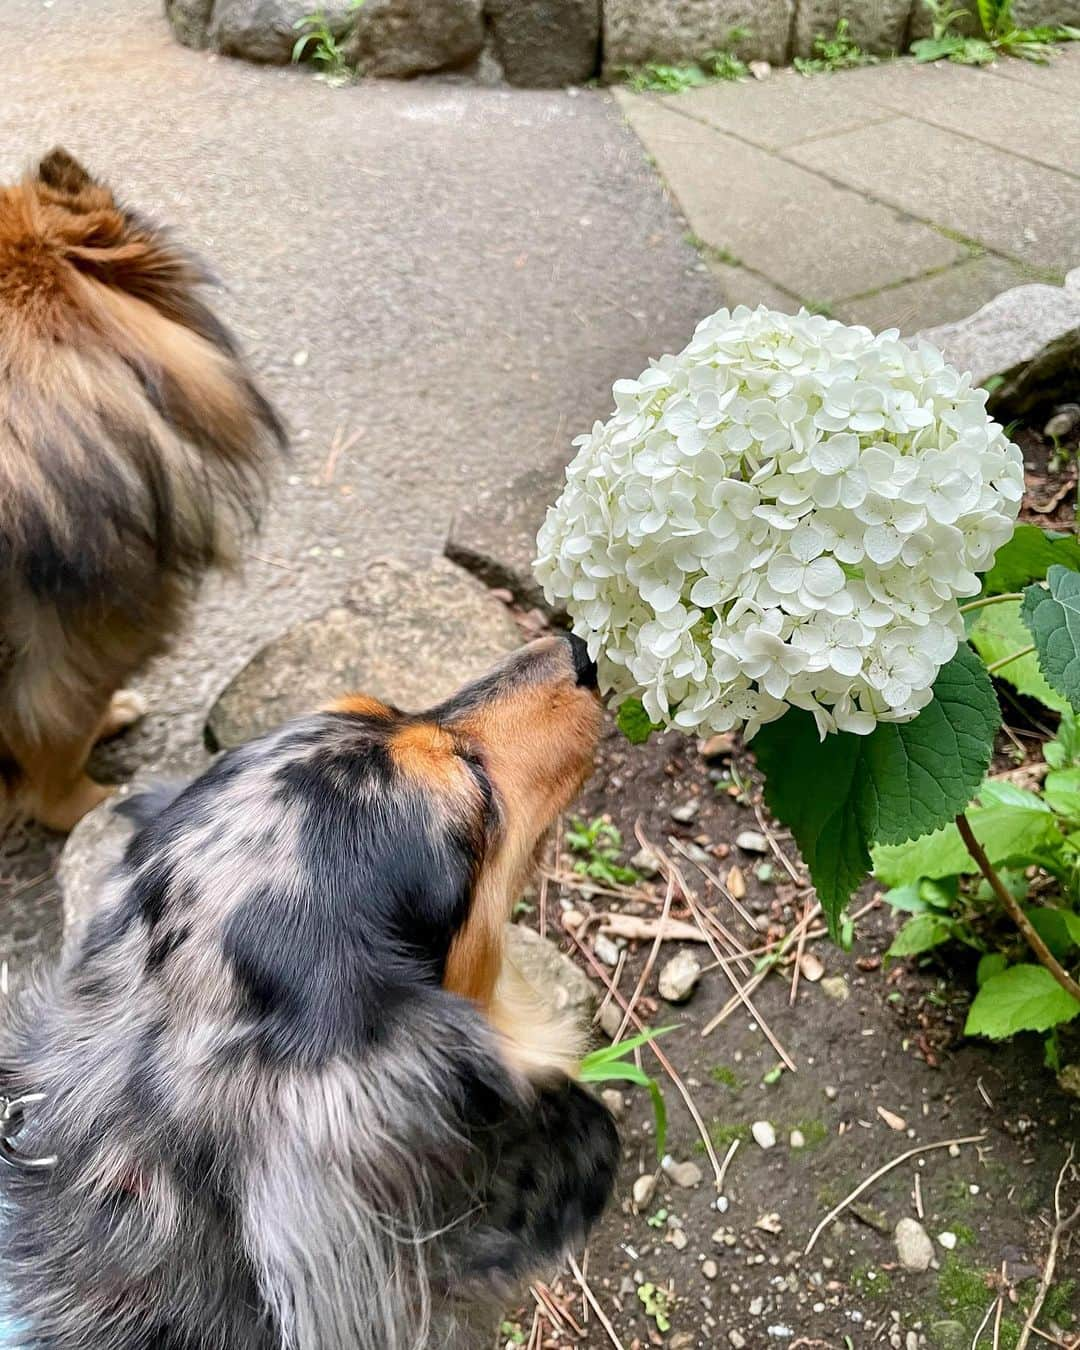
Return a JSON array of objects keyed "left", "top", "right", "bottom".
[{"left": 564, "top": 633, "right": 598, "bottom": 690}]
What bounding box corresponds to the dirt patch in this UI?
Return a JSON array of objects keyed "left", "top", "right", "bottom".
[{"left": 506, "top": 717, "right": 1079, "bottom": 1349}]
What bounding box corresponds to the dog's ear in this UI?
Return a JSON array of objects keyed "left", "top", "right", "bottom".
[{"left": 35, "top": 147, "right": 97, "bottom": 196}]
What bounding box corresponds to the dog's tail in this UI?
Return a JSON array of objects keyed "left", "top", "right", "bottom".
[{"left": 0, "top": 148, "right": 286, "bottom": 611}]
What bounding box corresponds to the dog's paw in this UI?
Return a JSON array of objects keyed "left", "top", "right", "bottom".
[{"left": 99, "top": 690, "right": 149, "bottom": 740}]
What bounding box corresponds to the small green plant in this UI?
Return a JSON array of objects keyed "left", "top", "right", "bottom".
[
  {"left": 912, "top": 0, "right": 1080, "bottom": 64},
  {"left": 580, "top": 1027, "right": 675, "bottom": 1157},
  {"left": 637, "top": 1283, "right": 673, "bottom": 1334},
  {"left": 622, "top": 28, "right": 752, "bottom": 92},
  {"left": 565, "top": 816, "right": 641, "bottom": 887},
  {"left": 876, "top": 702, "right": 1080, "bottom": 1057},
  {"left": 645, "top": 1206, "right": 668, "bottom": 1228},
  {"left": 291, "top": 0, "right": 364, "bottom": 84},
  {"left": 499, "top": 1322, "right": 526, "bottom": 1348},
  {"left": 623, "top": 62, "right": 709, "bottom": 93},
  {"left": 795, "top": 19, "right": 877, "bottom": 74}
]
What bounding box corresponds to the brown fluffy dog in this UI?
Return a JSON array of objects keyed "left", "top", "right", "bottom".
[{"left": 0, "top": 149, "right": 283, "bottom": 832}]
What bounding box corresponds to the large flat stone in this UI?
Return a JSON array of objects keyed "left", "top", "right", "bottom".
[
  {"left": 704, "top": 258, "right": 803, "bottom": 312},
  {"left": 206, "top": 555, "right": 521, "bottom": 750},
  {"left": 793, "top": 0, "right": 912, "bottom": 58},
  {"left": 665, "top": 69, "right": 893, "bottom": 150},
  {"left": 833, "top": 59, "right": 1080, "bottom": 175},
  {"left": 918, "top": 268, "right": 1080, "bottom": 414},
  {"left": 834, "top": 255, "right": 1030, "bottom": 334},
  {"left": 617, "top": 95, "right": 964, "bottom": 302},
  {"left": 486, "top": 0, "right": 600, "bottom": 87},
  {"left": 981, "top": 41, "right": 1080, "bottom": 96},
  {"left": 346, "top": 0, "right": 486, "bottom": 76},
  {"left": 603, "top": 0, "right": 795, "bottom": 71},
  {"left": 786, "top": 118, "right": 1080, "bottom": 274}
]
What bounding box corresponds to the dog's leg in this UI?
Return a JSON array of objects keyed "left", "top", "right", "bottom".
[{"left": 7, "top": 724, "right": 114, "bottom": 832}]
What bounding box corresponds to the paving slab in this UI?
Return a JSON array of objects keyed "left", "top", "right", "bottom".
[
  {"left": 703, "top": 258, "right": 804, "bottom": 312},
  {"left": 662, "top": 70, "right": 896, "bottom": 151},
  {"left": 981, "top": 42, "right": 1080, "bottom": 97},
  {"left": 834, "top": 254, "right": 1031, "bottom": 334},
  {"left": 832, "top": 58, "right": 1080, "bottom": 175},
  {"left": 616, "top": 93, "right": 964, "bottom": 302},
  {"left": 786, "top": 117, "right": 1080, "bottom": 274}
]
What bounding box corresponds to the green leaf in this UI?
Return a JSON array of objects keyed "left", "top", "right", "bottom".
[
  {"left": 1045, "top": 710, "right": 1080, "bottom": 769},
  {"left": 965, "top": 963, "right": 1080, "bottom": 1038},
  {"left": 980, "top": 525, "right": 1080, "bottom": 595},
  {"left": 872, "top": 789, "right": 1058, "bottom": 886},
  {"left": 1027, "top": 907, "right": 1080, "bottom": 957},
  {"left": 579, "top": 1025, "right": 677, "bottom": 1073},
  {"left": 887, "top": 913, "right": 955, "bottom": 958},
  {"left": 1044, "top": 768, "right": 1080, "bottom": 820},
  {"left": 912, "top": 34, "right": 965, "bottom": 59},
  {"left": 291, "top": 30, "right": 317, "bottom": 60},
  {"left": 616, "top": 696, "right": 659, "bottom": 745},
  {"left": 1022, "top": 567, "right": 1080, "bottom": 712},
  {"left": 755, "top": 645, "right": 999, "bottom": 933},
  {"left": 977, "top": 952, "right": 1008, "bottom": 986},
  {"left": 969, "top": 600, "right": 1071, "bottom": 713}
]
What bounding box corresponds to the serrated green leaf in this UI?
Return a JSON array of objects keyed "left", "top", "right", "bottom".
[
  {"left": 1045, "top": 710, "right": 1080, "bottom": 769},
  {"left": 887, "top": 913, "right": 955, "bottom": 958},
  {"left": 965, "top": 964, "right": 1080, "bottom": 1038},
  {"left": 755, "top": 645, "right": 999, "bottom": 933},
  {"left": 872, "top": 792, "right": 1059, "bottom": 886},
  {"left": 969, "top": 600, "right": 1070, "bottom": 713},
  {"left": 981, "top": 525, "right": 1080, "bottom": 595},
  {"left": 616, "top": 697, "right": 658, "bottom": 745},
  {"left": 1022, "top": 567, "right": 1080, "bottom": 712},
  {"left": 977, "top": 952, "right": 1008, "bottom": 986}
]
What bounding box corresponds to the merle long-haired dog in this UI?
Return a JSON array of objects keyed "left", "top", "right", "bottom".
[
  {"left": 0, "top": 148, "right": 283, "bottom": 833},
  {"left": 0, "top": 635, "right": 619, "bottom": 1348}
]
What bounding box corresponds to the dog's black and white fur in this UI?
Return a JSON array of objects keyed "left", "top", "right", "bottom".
[{"left": 0, "top": 635, "right": 618, "bottom": 1348}]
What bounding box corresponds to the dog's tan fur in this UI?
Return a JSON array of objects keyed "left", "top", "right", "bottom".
[{"left": 0, "top": 148, "right": 282, "bottom": 831}]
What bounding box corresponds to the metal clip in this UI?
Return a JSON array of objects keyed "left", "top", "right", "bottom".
[{"left": 0, "top": 1092, "right": 57, "bottom": 1171}]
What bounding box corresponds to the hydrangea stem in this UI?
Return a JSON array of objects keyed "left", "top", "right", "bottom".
[
  {"left": 955, "top": 813, "right": 1080, "bottom": 1005},
  {"left": 985, "top": 643, "right": 1036, "bottom": 675},
  {"left": 957, "top": 592, "right": 1025, "bottom": 614}
]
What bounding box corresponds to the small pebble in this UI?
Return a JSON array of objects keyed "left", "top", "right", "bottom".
[
  {"left": 601, "top": 1089, "right": 624, "bottom": 1119},
  {"left": 664, "top": 1157, "right": 704, "bottom": 1189},
  {"left": 630, "top": 846, "right": 661, "bottom": 877},
  {"left": 730, "top": 1333, "right": 747, "bottom": 1349},
  {"left": 894, "top": 1218, "right": 934, "bottom": 1272},
  {"left": 749, "top": 59, "right": 771, "bottom": 78},
  {"left": 752, "top": 1120, "right": 777, "bottom": 1150},
  {"left": 768, "top": 1327, "right": 793, "bottom": 1340},
  {"left": 671, "top": 798, "right": 701, "bottom": 823},
  {"left": 632, "top": 1174, "right": 656, "bottom": 1208},
  {"left": 700, "top": 732, "right": 735, "bottom": 759},
  {"left": 877, "top": 1107, "right": 907, "bottom": 1132},
  {"left": 824, "top": 1086, "right": 839, "bottom": 1101},
  {"left": 799, "top": 953, "right": 824, "bottom": 982},
  {"left": 938, "top": 1231, "right": 958, "bottom": 1251},
  {"left": 594, "top": 935, "right": 620, "bottom": 967},
  {"left": 948, "top": 1144, "right": 961, "bottom": 1158},
  {"left": 702, "top": 1259, "right": 718, "bottom": 1280},
  {"left": 716, "top": 1195, "right": 730, "bottom": 1213},
  {"left": 668, "top": 1228, "right": 688, "bottom": 1250},
  {"left": 749, "top": 1297, "right": 764, "bottom": 1316},
  {"left": 1045, "top": 403, "right": 1080, "bottom": 439},
  {"left": 735, "top": 830, "right": 769, "bottom": 854},
  {"left": 659, "top": 950, "right": 702, "bottom": 1004},
  {"left": 820, "top": 975, "right": 850, "bottom": 1003},
  {"left": 599, "top": 1001, "right": 622, "bottom": 1040},
  {"left": 790, "top": 1129, "right": 806, "bottom": 1149}
]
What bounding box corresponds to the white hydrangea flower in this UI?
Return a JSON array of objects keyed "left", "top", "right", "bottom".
[{"left": 534, "top": 306, "right": 1023, "bottom": 739}]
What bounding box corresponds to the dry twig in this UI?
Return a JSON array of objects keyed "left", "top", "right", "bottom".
[
  {"left": 568, "top": 1254, "right": 625, "bottom": 1350},
  {"left": 1017, "top": 1146, "right": 1078, "bottom": 1350},
  {"left": 805, "top": 1134, "right": 987, "bottom": 1254}
]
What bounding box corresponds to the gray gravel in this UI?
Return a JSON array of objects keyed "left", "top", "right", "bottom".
[{"left": 0, "top": 0, "right": 718, "bottom": 962}]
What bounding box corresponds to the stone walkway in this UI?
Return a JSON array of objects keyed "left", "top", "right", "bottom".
[{"left": 617, "top": 49, "right": 1080, "bottom": 333}]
